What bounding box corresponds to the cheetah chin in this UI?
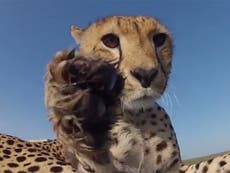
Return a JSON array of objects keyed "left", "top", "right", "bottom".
[{"left": 122, "top": 88, "right": 161, "bottom": 111}]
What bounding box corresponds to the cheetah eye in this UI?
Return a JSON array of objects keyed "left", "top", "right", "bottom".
[
  {"left": 152, "top": 33, "right": 167, "bottom": 47},
  {"left": 101, "top": 33, "right": 120, "bottom": 48}
]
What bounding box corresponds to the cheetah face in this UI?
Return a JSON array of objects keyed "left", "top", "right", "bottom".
[{"left": 71, "top": 16, "right": 173, "bottom": 109}]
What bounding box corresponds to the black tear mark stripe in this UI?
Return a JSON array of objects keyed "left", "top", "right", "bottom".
[
  {"left": 117, "top": 46, "right": 122, "bottom": 69},
  {"left": 155, "top": 49, "right": 167, "bottom": 78}
]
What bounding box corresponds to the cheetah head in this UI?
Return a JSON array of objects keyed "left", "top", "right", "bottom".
[{"left": 71, "top": 16, "right": 173, "bottom": 110}]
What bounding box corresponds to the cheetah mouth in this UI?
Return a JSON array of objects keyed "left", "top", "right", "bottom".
[
  {"left": 124, "top": 88, "right": 160, "bottom": 102},
  {"left": 121, "top": 88, "right": 161, "bottom": 110}
]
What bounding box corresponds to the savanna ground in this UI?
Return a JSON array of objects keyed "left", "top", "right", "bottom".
[{"left": 183, "top": 151, "right": 230, "bottom": 165}]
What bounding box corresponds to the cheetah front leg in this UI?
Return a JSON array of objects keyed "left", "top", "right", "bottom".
[{"left": 45, "top": 49, "right": 124, "bottom": 173}]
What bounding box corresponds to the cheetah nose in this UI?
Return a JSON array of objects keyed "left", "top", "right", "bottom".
[{"left": 130, "top": 67, "right": 158, "bottom": 88}]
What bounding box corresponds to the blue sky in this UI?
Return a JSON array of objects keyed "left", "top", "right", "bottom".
[{"left": 0, "top": 1, "right": 229, "bottom": 159}]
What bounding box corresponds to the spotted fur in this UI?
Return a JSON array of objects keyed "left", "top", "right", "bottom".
[
  {"left": 179, "top": 153, "right": 230, "bottom": 173},
  {"left": 0, "top": 133, "right": 78, "bottom": 173}
]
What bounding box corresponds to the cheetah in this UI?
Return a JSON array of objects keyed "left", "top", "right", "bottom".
[
  {"left": 65, "top": 15, "right": 180, "bottom": 173},
  {"left": 1, "top": 15, "right": 229, "bottom": 173},
  {"left": 0, "top": 133, "right": 78, "bottom": 173}
]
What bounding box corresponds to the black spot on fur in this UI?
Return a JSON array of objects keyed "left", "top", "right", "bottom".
[
  {"left": 56, "top": 161, "right": 67, "bottom": 165},
  {"left": 16, "top": 156, "right": 26, "bottom": 162},
  {"left": 219, "top": 160, "right": 227, "bottom": 167},
  {"left": 50, "top": 166, "right": 63, "bottom": 172},
  {"left": 28, "top": 166, "right": 40, "bottom": 172},
  {"left": 35, "top": 157, "right": 47, "bottom": 162},
  {"left": 41, "top": 152, "right": 50, "bottom": 156},
  {"left": 7, "top": 163, "right": 19, "bottom": 168},
  {"left": 207, "top": 159, "right": 213, "bottom": 164},
  {"left": 6, "top": 140, "right": 14, "bottom": 145},
  {"left": 17, "top": 144, "right": 24, "bottom": 148},
  {"left": 15, "top": 148, "right": 22, "bottom": 153},
  {"left": 4, "top": 170, "right": 13, "bottom": 173},
  {"left": 18, "top": 171, "right": 27, "bottom": 173},
  {"left": 156, "top": 155, "right": 162, "bottom": 164},
  {"left": 195, "top": 163, "right": 200, "bottom": 170},
  {"left": 156, "top": 141, "right": 167, "bottom": 151},
  {"left": 3, "top": 155, "right": 10, "bottom": 159},
  {"left": 24, "top": 163, "right": 31, "bottom": 167},
  {"left": 202, "top": 166, "right": 208, "bottom": 173},
  {"left": 3, "top": 149, "right": 11, "bottom": 155},
  {"left": 145, "top": 148, "right": 150, "bottom": 154},
  {"left": 26, "top": 143, "right": 33, "bottom": 147},
  {"left": 28, "top": 148, "right": 37, "bottom": 152}
]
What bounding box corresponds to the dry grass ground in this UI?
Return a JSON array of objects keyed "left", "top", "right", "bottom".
[{"left": 183, "top": 151, "right": 230, "bottom": 165}]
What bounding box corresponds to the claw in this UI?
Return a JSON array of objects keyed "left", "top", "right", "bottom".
[{"left": 67, "top": 48, "right": 76, "bottom": 59}]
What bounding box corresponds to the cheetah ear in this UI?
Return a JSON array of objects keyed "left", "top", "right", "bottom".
[{"left": 71, "top": 25, "right": 83, "bottom": 44}]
